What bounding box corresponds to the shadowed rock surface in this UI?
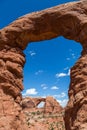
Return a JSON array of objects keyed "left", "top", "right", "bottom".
[
  {"left": 0, "top": 0, "right": 87, "bottom": 130},
  {"left": 22, "top": 96, "right": 63, "bottom": 113},
  {"left": 22, "top": 97, "right": 45, "bottom": 109}
]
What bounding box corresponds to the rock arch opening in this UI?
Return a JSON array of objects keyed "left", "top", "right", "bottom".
[
  {"left": 0, "top": 1, "right": 87, "bottom": 130},
  {"left": 37, "top": 101, "right": 45, "bottom": 108},
  {"left": 23, "top": 36, "right": 82, "bottom": 107}
]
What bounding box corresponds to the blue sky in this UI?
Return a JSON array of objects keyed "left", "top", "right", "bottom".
[{"left": 0, "top": 0, "right": 82, "bottom": 107}]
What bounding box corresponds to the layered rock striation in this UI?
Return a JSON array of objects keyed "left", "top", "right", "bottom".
[
  {"left": 65, "top": 51, "right": 87, "bottom": 130},
  {"left": 0, "top": 45, "right": 28, "bottom": 130},
  {"left": 0, "top": 0, "right": 87, "bottom": 130}
]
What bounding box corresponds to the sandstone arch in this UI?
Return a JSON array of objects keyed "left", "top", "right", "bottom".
[
  {"left": 22, "top": 96, "right": 62, "bottom": 113},
  {"left": 0, "top": 0, "right": 87, "bottom": 130}
]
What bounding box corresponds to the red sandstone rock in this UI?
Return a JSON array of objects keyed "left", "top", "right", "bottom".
[
  {"left": 44, "top": 96, "right": 63, "bottom": 113},
  {"left": 22, "top": 97, "right": 36, "bottom": 109},
  {"left": 22, "top": 96, "right": 62, "bottom": 114},
  {"left": 0, "top": 45, "right": 28, "bottom": 130},
  {"left": 0, "top": 0, "right": 87, "bottom": 130},
  {"left": 0, "top": 1, "right": 87, "bottom": 50}
]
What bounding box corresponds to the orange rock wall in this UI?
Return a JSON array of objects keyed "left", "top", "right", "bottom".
[
  {"left": 65, "top": 51, "right": 87, "bottom": 130},
  {"left": 0, "top": 0, "right": 87, "bottom": 130},
  {"left": 0, "top": 45, "right": 28, "bottom": 130}
]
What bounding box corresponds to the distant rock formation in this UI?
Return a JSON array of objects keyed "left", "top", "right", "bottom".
[
  {"left": 0, "top": 0, "right": 87, "bottom": 130},
  {"left": 44, "top": 96, "right": 63, "bottom": 113},
  {"left": 22, "top": 97, "right": 45, "bottom": 109},
  {"left": 22, "top": 96, "right": 63, "bottom": 113}
]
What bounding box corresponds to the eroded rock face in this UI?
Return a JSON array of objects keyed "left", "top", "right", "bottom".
[
  {"left": 0, "top": 0, "right": 87, "bottom": 50},
  {"left": 44, "top": 96, "right": 63, "bottom": 113},
  {"left": 22, "top": 97, "right": 36, "bottom": 109},
  {"left": 22, "top": 96, "right": 62, "bottom": 114},
  {"left": 0, "top": 0, "right": 87, "bottom": 130},
  {"left": 0, "top": 45, "right": 28, "bottom": 130},
  {"left": 22, "top": 97, "right": 45, "bottom": 109},
  {"left": 65, "top": 51, "right": 87, "bottom": 130}
]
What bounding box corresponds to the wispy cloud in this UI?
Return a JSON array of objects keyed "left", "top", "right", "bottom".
[
  {"left": 43, "top": 87, "right": 48, "bottom": 90},
  {"left": 56, "top": 73, "right": 67, "bottom": 78},
  {"left": 51, "top": 86, "right": 59, "bottom": 90},
  {"left": 35, "top": 70, "right": 43, "bottom": 75},
  {"left": 41, "top": 84, "right": 46, "bottom": 87},
  {"left": 66, "top": 58, "right": 70, "bottom": 60},
  {"left": 64, "top": 67, "right": 69, "bottom": 70},
  {"left": 68, "top": 48, "right": 77, "bottom": 60},
  {"left": 67, "top": 69, "right": 70, "bottom": 76},
  {"left": 66, "top": 52, "right": 77, "bottom": 60},
  {"left": 57, "top": 99, "right": 68, "bottom": 107},
  {"left": 23, "top": 88, "right": 38, "bottom": 96},
  {"left": 29, "top": 51, "right": 36, "bottom": 56},
  {"left": 54, "top": 92, "right": 66, "bottom": 98},
  {"left": 71, "top": 53, "right": 76, "bottom": 59},
  {"left": 55, "top": 69, "right": 70, "bottom": 78},
  {"left": 41, "top": 84, "right": 48, "bottom": 90}
]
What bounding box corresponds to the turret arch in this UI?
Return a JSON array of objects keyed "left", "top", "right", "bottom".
[{"left": 0, "top": 0, "right": 87, "bottom": 130}]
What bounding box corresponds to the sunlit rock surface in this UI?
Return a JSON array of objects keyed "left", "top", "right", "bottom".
[
  {"left": 22, "top": 96, "right": 63, "bottom": 113},
  {"left": 0, "top": 0, "right": 87, "bottom": 129}
]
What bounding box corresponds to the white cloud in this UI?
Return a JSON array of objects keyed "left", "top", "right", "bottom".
[
  {"left": 42, "top": 95, "right": 46, "bottom": 98},
  {"left": 41, "top": 84, "right": 46, "bottom": 87},
  {"left": 54, "top": 92, "right": 66, "bottom": 98},
  {"left": 41, "top": 84, "right": 48, "bottom": 90},
  {"left": 56, "top": 73, "right": 67, "bottom": 78},
  {"left": 64, "top": 67, "right": 69, "bottom": 70},
  {"left": 71, "top": 53, "right": 75, "bottom": 56},
  {"left": 61, "top": 92, "right": 66, "bottom": 97},
  {"left": 57, "top": 99, "right": 68, "bottom": 107},
  {"left": 37, "top": 102, "right": 45, "bottom": 108},
  {"left": 51, "top": 86, "right": 59, "bottom": 90},
  {"left": 35, "top": 70, "right": 43, "bottom": 75},
  {"left": 29, "top": 51, "right": 36, "bottom": 56},
  {"left": 43, "top": 87, "right": 48, "bottom": 90},
  {"left": 55, "top": 69, "right": 70, "bottom": 78},
  {"left": 71, "top": 53, "right": 76, "bottom": 59},
  {"left": 67, "top": 69, "right": 70, "bottom": 76},
  {"left": 23, "top": 88, "right": 38, "bottom": 96}
]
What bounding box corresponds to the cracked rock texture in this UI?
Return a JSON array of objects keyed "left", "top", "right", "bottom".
[
  {"left": 0, "top": 0, "right": 87, "bottom": 130},
  {"left": 0, "top": 45, "right": 28, "bottom": 130}
]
